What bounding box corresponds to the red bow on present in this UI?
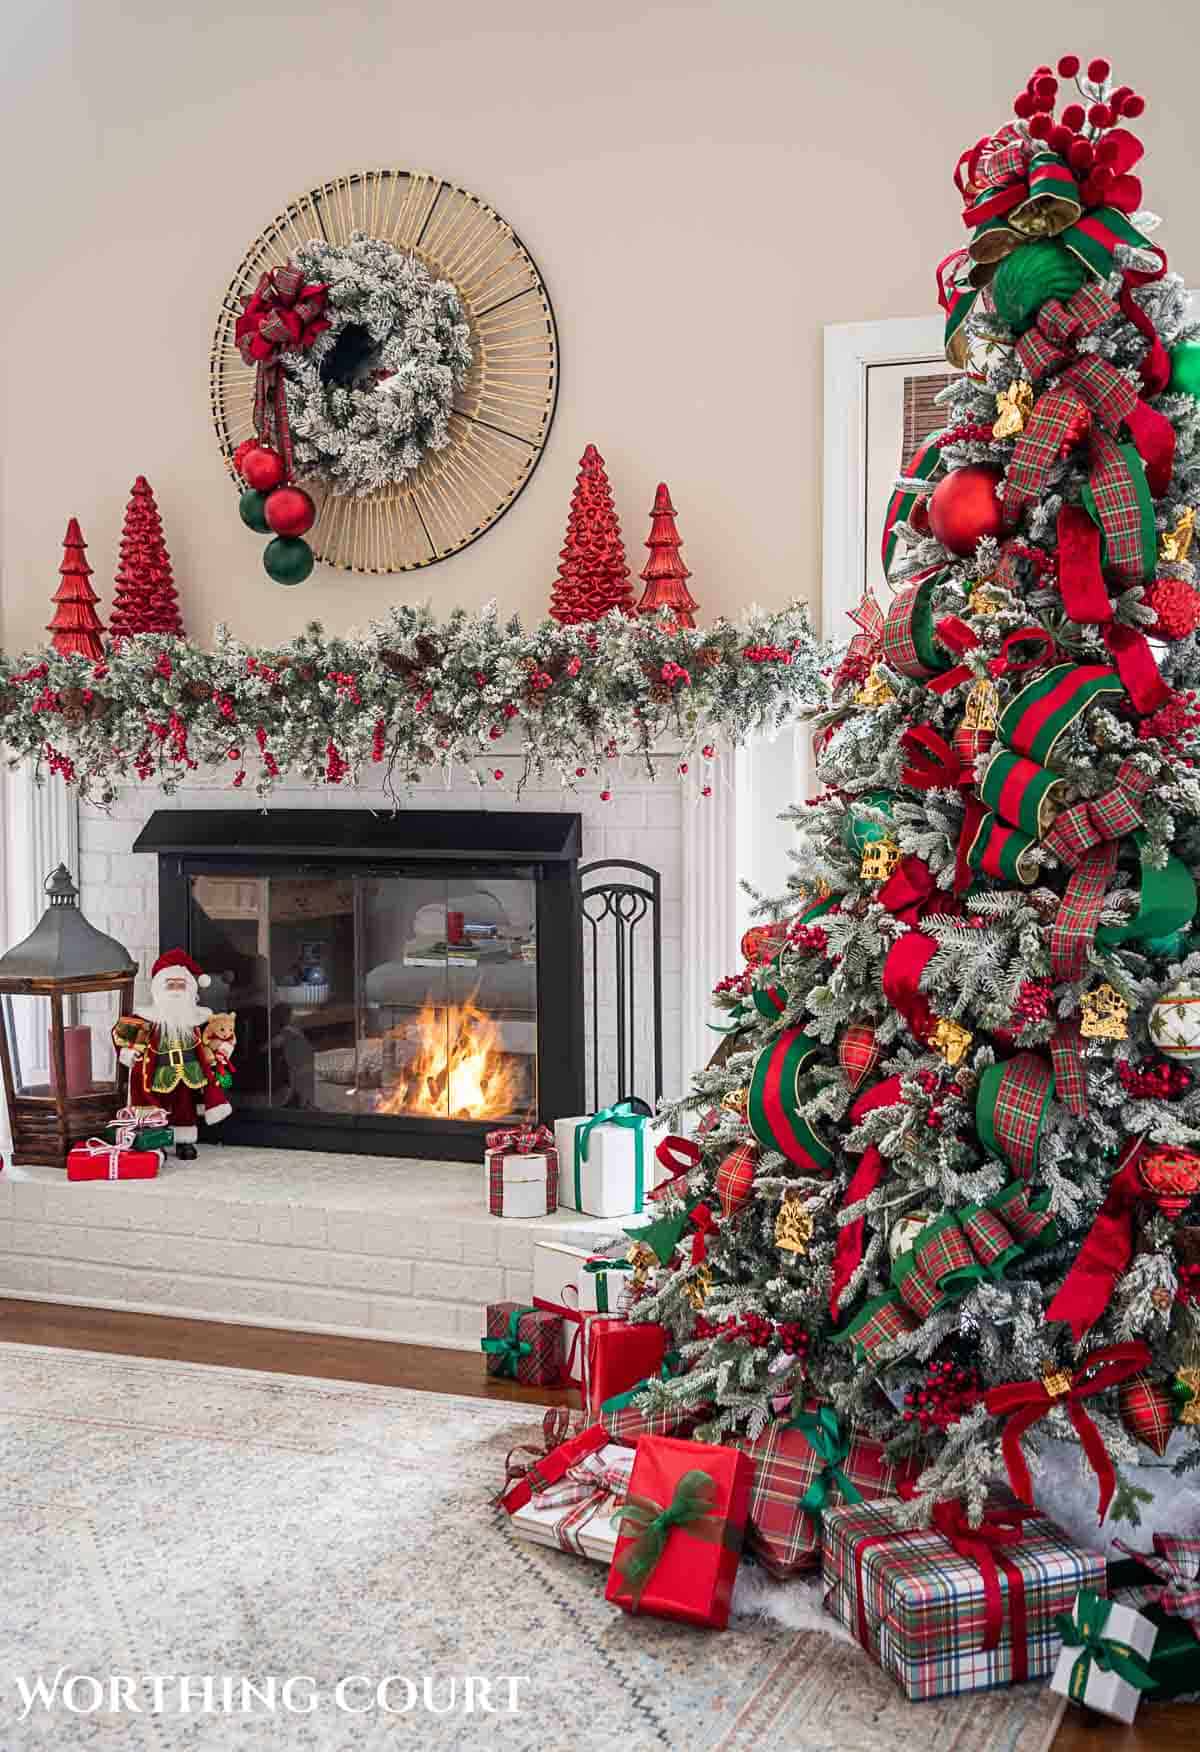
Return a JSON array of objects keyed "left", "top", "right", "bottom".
[
  {"left": 234, "top": 263, "right": 329, "bottom": 481},
  {"left": 496, "top": 1408, "right": 596, "bottom": 1511},
  {"left": 486, "top": 1123, "right": 555, "bottom": 1155},
  {"left": 984, "top": 1341, "right": 1151, "bottom": 1522},
  {"left": 930, "top": 1498, "right": 1036, "bottom": 1653}
]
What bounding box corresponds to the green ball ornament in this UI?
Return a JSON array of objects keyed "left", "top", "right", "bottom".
[
  {"left": 842, "top": 790, "right": 895, "bottom": 856},
  {"left": 1168, "top": 342, "right": 1200, "bottom": 400},
  {"left": 239, "top": 489, "right": 272, "bottom": 534},
  {"left": 991, "top": 240, "right": 1087, "bottom": 333},
  {"left": 263, "top": 536, "right": 315, "bottom": 586}
]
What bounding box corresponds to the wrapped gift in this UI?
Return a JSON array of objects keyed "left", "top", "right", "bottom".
[
  {"left": 822, "top": 1495, "right": 1105, "bottom": 1699},
  {"left": 532, "top": 1239, "right": 636, "bottom": 1388},
  {"left": 481, "top": 1302, "right": 564, "bottom": 1385},
  {"left": 1050, "top": 1589, "right": 1157, "bottom": 1723},
  {"left": 100, "top": 1121, "right": 174, "bottom": 1151},
  {"left": 1111, "top": 1536, "right": 1200, "bottom": 1700},
  {"left": 737, "top": 1404, "right": 917, "bottom": 1580},
  {"left": 509, "top": 1440, "right": 635, "bottom": 1563},
  {"left": 484, "top": 1124, "right": 558, "bottom": 1218},
  {"left": 585, "top": 1317, "right": 668, "bottom": 1416},
  {"left": 554, "top": 1103, "right": 667, "bottom": 1217},
  {"left": 498, "top": 1419, "right": 608, "bottom": 1514},
  {"left": 67, "top": 1137, "right": 162, "bottom": 1182},
  {"left": 605, "top": 1434, "right": 752, "bottom": 1629},
  {"left": 599, "top": 1393, "right": 709, "bottom": 1447}
]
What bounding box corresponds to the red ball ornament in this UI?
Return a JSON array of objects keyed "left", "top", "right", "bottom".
[
  {"left": 1062, "top": 103, "right": 1086, "bottom": 131},
  {"left": 241, "top": 446, "right": 286, "bottom": 492},
  {"left": 716, "top": 1144, "right": 759, "bottom": 1218},
  {"left": 928, "top": 465, "right": 1005, "bottom": 557},
  {"left": 1122, "top": 94, "right": 1145, "bottom": 119},
  {"left": 1028, "top": 113, "right": 1053, "bottom": 140},
  {"left": 1013, "top": 91, "right": 1034, "bottom": 120},
  {"left": 264, "top": 486, "right": 316, "bottom": 538},
  {"left": 232, "top": 438, "right": 260, "bottom": 475},
  {"left": 838, "top": 1022, "right": 881, "bottom": 1092},
  {"left": 1147, "top": 578, "right": 1200, "bottom": 642},
  {"left": 1088, "top": 103, "right": 1113, "bottom": 130},
  {"left": 1118, "top": 1376, "right": 1175, "bottom": 1456}
]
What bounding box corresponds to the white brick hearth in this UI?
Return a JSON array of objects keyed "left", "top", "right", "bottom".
[{"left": 0, "top": 1147, "right": 633, "bottom": 1349}]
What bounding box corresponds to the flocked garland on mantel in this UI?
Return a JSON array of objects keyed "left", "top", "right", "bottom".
[{"left": 0, "top": 601, "right": 824, "bottom": 804}]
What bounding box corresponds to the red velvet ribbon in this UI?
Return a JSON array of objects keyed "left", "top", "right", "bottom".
[
  {"left": 1044, "top": 1141, "right": 1146, "bottom": 1341},
  {"left": 882, "top": 932, "right": 938, "bottom": 1046},
  {"left": 829, "top": 1074, "right": 904, "bottom": 1317},
  {"left": 1103, "top": 622, "right": 1170, "bottom": 713},
  {"left": 498, "top": 1417, "right": 606, "bottom": 1514},
  {"left": 984, "top": 1340, "right": 1152, "bottom": 1522},
  {"left": 649, "top": 1135, "right": 702, "bottom": 1200},
  {"left": 878, "top": 854, "right": 939, "bottom": 923},
  {"left": 927, "top": 620, "right": 1056, "bottom": 698},
  {"left": 900, "top": 726, "right": 965, "bottom": 791},
  {"left": 689, "top": 1202, "right": 717, "bottom": 1265},
  {"left": 1053, "top": 504, "right": 1169, "bottom": 709},
  {"left": 929, "top": 1499, "right": 1034, "bottom": 1662}
]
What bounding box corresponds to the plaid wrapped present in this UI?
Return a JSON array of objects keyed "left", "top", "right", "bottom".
[
  {"left": 481, "top": 1302, "right": 564, "bottom": 1386},
  {"left": 598, "top": 1392, "right": 708, "bottom": 1447},
  {"left": 484, "top": 1124, "right": 558, "bottom": 1218},
  {"left": 822, "top": 1495, "right": 1105, "bottom": 1700},
  {"left": 737, "top": 1405, "right": 917, "bottom": 1580},
  {"left": 508, "top": 1440, "right": 635, "bottom": 1563}
]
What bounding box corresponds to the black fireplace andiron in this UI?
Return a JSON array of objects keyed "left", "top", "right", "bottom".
[{"left": 578, "top": 859, "right": 663, "bottom": 1113}]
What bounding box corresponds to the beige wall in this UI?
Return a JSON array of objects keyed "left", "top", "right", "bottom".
[{"left": 3, "top": 1, "right": 1196, "bottom": 653}]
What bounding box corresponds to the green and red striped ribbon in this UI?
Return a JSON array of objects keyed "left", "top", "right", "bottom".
[
  {"left": 748, "top": 1028, "right": 832, "bottom": 1176},
  {"left": 881, "top": 439, "right": 944, "bottom": 580},
  {"left": 997, "top": 664, "right": 1123, "bottom": 767},
  {"left": 965, "top": 811, "right": 1039, "bottom": 885},
  {"left": 979, "top": 748, "right": 1065, "bottom": 840}
]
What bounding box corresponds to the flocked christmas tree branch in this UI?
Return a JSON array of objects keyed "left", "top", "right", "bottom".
[{"left": 0, "top": 599, "right": 825, "bottom": 803}]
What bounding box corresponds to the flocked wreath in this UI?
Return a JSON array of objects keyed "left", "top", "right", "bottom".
[{"left": 281, "top": 232, "right": 472, "bottom": 498}]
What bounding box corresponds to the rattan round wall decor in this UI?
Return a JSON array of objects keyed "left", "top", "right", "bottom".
[{"left": 210, "top": 170, "right": 558, "bottom": 574}]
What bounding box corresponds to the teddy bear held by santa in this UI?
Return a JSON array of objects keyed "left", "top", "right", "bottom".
[{"left": 113, "top": 949, "right": 234, "bottom": 1160}]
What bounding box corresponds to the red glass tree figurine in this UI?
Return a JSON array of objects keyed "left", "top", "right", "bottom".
[
  {"left": 109, "top": 477, "right": 185, "bottom": 644},
  {"left": 46, "top": 518, "right": 105, "bottom": 660},
  {"left": 636, "top": 482, "right": 698, "bottom": 628},
  {"left": 549, "top": 444, "right": 634, "bottom": 624}
]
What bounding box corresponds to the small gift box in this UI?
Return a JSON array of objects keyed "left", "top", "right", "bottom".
[
  {"left": 481, "top": 1302, "right": 564, "bottom": 1386},
  {"left": 532, "top": 1240, "right": 638, "bottom": 1390},
  {"left": 605, "top": 1434, "right": 752, "bottom": 1629},
  {"left": 554, "top": 1104, "right": 667, "bottom": 1217},
  {"left": 585, "top": 1316, "right": 668, "bottom": 1417},
  {"left": 498, "top": 1418, "right": 608, "bottom": 1514},
  {"left": 484, "top": 1124, "right": 558, "bottom": 1218},
  {"left": 821, "top": 1495, "right": 1105, "bottom": 1700},
  {"left": 67, "top": 1138, "right": 163, "bottom": 1182},
  {"left": 1110, "top": 1536, "right": 1200, "bottom": 1700},
  {"left": 737, "top": 1404, "right": 917, "bottom": 1580},
  {"left": 508, "top": 1439, "right": 635, "bottom": 1563},
  {"left": 1051, "top": 1589, "right": 1158, "bottom": 1724}
]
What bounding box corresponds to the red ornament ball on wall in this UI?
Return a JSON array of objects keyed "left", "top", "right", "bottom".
[
  {"left": 265, "top": 486, "right": 317, "bottom": 538},
  {"left": 928, "top": 464, "right": 1005, "bottom": 557},
  {"left": 241, "top": 446, "right": 286, "bottom": 492},
  {"left": 715, "top": 1144, "right": 759, "bottom": 1218}
]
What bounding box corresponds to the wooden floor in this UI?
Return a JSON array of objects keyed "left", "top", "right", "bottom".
[{"left": 2, "top": 1297, "right": 1194, "bottom": 1747}]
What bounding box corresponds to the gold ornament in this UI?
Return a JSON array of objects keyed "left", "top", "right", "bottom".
[
  {"left": 1161, "top": 506, "right": 1196, "bottom": 567},
  {"left": 625, "top": 1241, "right": 659, "bottom": 1288},
  {"left": 1080, "top": 982, "right": 1130, "bottom": 1041},
  {"left": 721, "top": 1085, "right": 750, "bottom": 1119},
  {"left": 962, "top": 677, "right": 1000, "bottom": 733},
  {"left": 684, "top": 1263, "right": 713, "bottom": 1310},
  {"left": 967, "top": 585, "right": 1004, "bottom": 616},
  {"left": 993, "top": 379, "right": 1035, "bottom": 439},
  {"left": 775, "top": 1193, "right": 814, "bottom": 1255},
  {"left": 1177, "top": 1363, "right": 1200, "bottom": 1426},
  {"left": 1042, "top": 1360, "right": 1073, "bottom": 1399},
  {"left": 930, "top": 1016, "right": 973, "bottom": 1066},
  {"left": 860, "top": 837, "right": 901, "bottom": 882},
  {"left": 855, "top": 664, "right": 896, "bottom": 708}
]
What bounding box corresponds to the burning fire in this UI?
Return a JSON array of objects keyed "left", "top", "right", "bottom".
[{"left": 378, "top": 991, "right": 521, "bottom": 1121}]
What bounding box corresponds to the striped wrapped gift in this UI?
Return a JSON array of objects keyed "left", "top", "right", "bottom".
[{"left": 821, "top": 1496, "right": 1105, "bottom": 1700}]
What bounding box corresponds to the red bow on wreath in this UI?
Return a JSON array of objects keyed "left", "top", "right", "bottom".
[
  {"left": 984, "top": 1340, "right": 1151, "bottom": 1522},
  {"left": 234, "top": 264, "right": 329, "bottom": 480}
]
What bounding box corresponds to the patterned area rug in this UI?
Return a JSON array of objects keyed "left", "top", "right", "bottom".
[{"left": 0, "top": 1343, "right": 1066, "bottom": 1750}]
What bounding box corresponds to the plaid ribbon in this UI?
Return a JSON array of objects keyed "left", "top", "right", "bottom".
[
  {"left": 1113, "top": 1536, "right": 1200, "bottom": 1634},
  {"left": 234, "top": 263, "right": 330, "bottom": 479},
  {"left": 1056, "top": 1589, "right": 1158, "bottom": 1702},
  {"left": 879, "top": 575, "right": 947, "bottom": 680},
  {"left": 486, "top": 1132, "right": 558, "bottom": 1216},
  {"left": 834, "top": 591, "right": 885, "bottom": 691},
  {"left": 975, "top": 1052, "right": 1053, "bottom": 1178},
  {"left": 496, "top": 1412, "right": 604, "bottom": 1513},
  {"left": 891, "top": 1183, "right": 1056, "bottom": 1320}
]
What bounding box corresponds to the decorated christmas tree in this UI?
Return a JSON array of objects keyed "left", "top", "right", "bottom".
[
  {"left": 46, "top": 518, "right": 105, "bottom": 660},
  {"left": 636, "top": 482, "right": 699, "bottom": 627},
  {"left": 549, "top": 445, "right": 634, "bottom": 623},
  {"left": 632, "top": 54, "right": 1200, "bottom": 1527},
  {"left": 109, "top": 477, "right": 184, "bottom": 643}
]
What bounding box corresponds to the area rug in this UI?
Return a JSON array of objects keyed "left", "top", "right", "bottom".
[{"left": 0, "top": 1343, "right": 1065, "bottom": 1750}]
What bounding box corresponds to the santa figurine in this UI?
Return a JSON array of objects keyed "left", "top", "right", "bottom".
[{"left": 112, "top": 949, "right": 233, "bottom": 1160}]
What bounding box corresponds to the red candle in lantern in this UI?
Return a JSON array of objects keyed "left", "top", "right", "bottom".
[{"left": 49, "top": 1024, "right": 93, "bottom": 1095}]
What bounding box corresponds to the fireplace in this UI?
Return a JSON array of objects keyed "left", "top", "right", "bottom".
[{"left": 133, "top": 810, "right": 584, "bottom": 1161}]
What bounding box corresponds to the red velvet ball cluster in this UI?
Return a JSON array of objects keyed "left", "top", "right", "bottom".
[
  {"left": 1010, "top": 56, "right": 1147, "bottom": 210},
  {"left": 1146, "top": 578, "right": 1200, "bottom": 642},
  {"left": 1012, "top": 977, "right": 1054, "bottom": 1028},
  {"left": 902, "top": 1359, "right": 981, "bottom": 1433},
  {"left": 1116, "top": 1058, "right": 1192, "bottom": 1100},
  {"left": 1137, "top": 688, "right": 1200, "bottom": 753},
  {"left": 787, "top": 922, "right": 829, "bottom": 956}
]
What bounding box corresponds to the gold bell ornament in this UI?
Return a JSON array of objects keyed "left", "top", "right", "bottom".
[
  {"left": 1161, "top": 506, "right": 1196, "bottom": 567},
  {"left": 962, "top": 677, "right": 1000, "bottom": 732},
  {"left": 1079, "top": 982, "right": 1130, "bottom": 1041},
  {"left": 855, "top": 665, "right": 896, "bottom": 708},
  {"left": 775, "top": 1192, "right": 815, "bottom": 1255},
  {"left": 929, "top": 1016, "right": 973, "bottom": 1066},
  {"left": 992, "top": 379, "right": 1035, "bottom": 439},
  {"left": 860, "top": 837, "right": 902, "bottom": 883},
  {"left": 967, "top": 585, "right": 1005, "bottom": 616},
  {"left": 625, "top": 1241, "right": 659, "bottom": 1289},
  {"left": 684, "top": 1263, "right": 713, "bottom": 1311}
]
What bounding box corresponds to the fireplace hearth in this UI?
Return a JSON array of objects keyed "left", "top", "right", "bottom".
[{"left": 133, "top": 810, "right": 584, "bottom": 1161}]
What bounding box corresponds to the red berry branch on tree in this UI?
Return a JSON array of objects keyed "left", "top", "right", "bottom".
[
  {"left": 636, "top": 482, "right": 699, "bottom": 628},
  {"left": 109, "top": 477, "right": 185, "bottom": 643},
  {"left": 549, "top": 445, "right": 634, "bottom": 624},
  {"left": 1007, "top": 54, "right": 1147, "bottom": 213},
  {"left": 46, "top": 519, "right": 105, "bottom": 661}
]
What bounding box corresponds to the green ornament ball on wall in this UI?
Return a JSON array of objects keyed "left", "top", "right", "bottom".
[
  {"left": 239, "top": 489, "right": 272, "bottom": 534},
  {"left": 991, "top": 239, "right": 1087, "bottom": 332},
  {"left": 1169, "top": 342, "right": 1200, "bottom": 400},
  {"left": 842, "top": 790, "right": 895, "bottom": 856},
  {"left": 263, "top": 537, "right": 315, "bottom": 586}
]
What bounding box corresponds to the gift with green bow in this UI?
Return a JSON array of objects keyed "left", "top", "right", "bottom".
[
  {"left": 554, "top": 1103, "right": 664, "bottom": 1217},
  {"left": 1051, "top": 1588, "right": 1158, "bottom": 1723},
  {"left": 481, "top": 1301, "right": 564, "bottom": 1386},
  {"left": 605, "top": 1434, "right": 752, "bottom": 1628}
]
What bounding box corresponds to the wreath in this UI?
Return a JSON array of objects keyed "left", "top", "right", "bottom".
[{"left": 279, "top": 232, "right": 472, "bottom": 498}]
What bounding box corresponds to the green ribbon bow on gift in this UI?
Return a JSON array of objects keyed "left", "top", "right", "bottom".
[
  {"left": 479, "top": 1306, "right": 534, "bottom": 1379},
  {"left": 1055, "top": 1589, "right": 1157, "bottom": 1703},
  {"left": 785, "top": 1406, "right": 865, "bottom": 1518},
  {"left": 581, "top": 1255, "right": 634, "bottom": 1313},
  {"left": 575, "top": 1102, "right": 650, "bottom": 1211},
  {"left": 612, "top": 1468, "right": 727, "bottom": 1609}
]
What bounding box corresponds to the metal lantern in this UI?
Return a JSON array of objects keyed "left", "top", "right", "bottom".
[{"left": 0, "top": 867, "right": 136, "bottom": 1168}]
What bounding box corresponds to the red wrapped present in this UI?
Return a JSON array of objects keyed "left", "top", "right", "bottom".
[
  {"left": 498, "top": 1418, "right": 608, "bottom": 1514},
  {"left": 738, "top": 1403, "right": 918, "bottom": 1580},
  {"left": 605, "top": 1434, "right": 752, "bottom": 1629},
  {"left": 585, "top": 1317, "right": 668, "bottom": 1415},
  {"left": 67, "top": 1137, "right": 162, "bottom": 1182},
  {"left": 481, "top": 1302, "right": 564, "bottom": 1386}
]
